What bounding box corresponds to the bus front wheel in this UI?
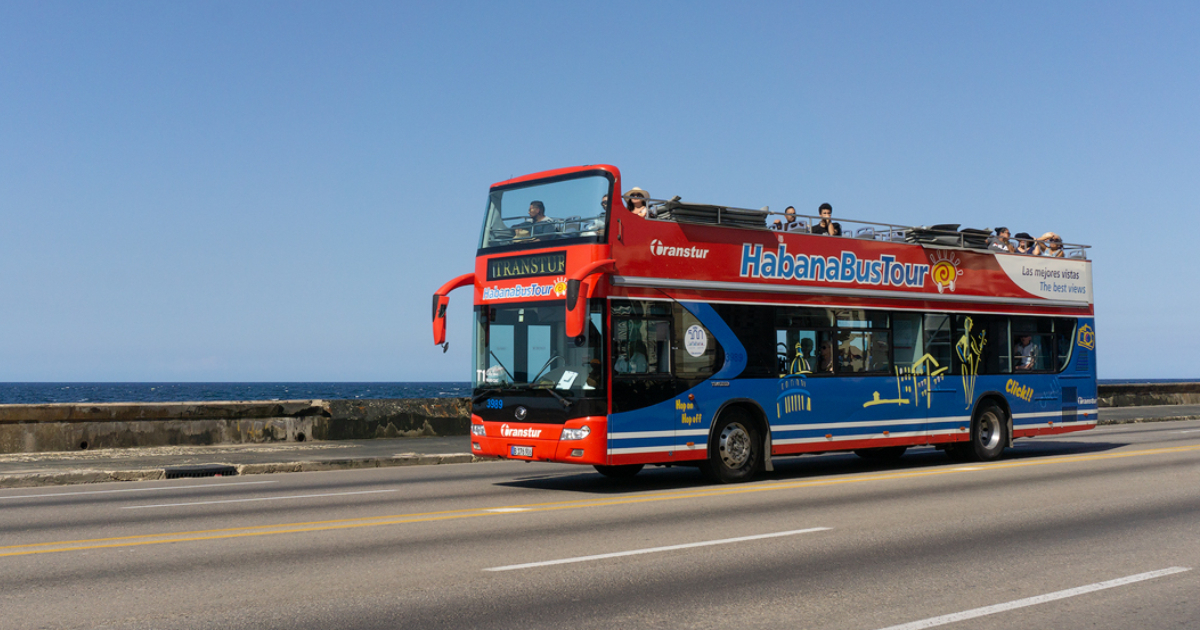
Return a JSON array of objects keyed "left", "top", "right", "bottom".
[
  {"left": 949, "top": 402, "right": 1007, "bottom": 462},
  {"left": 594, "top": 464, "right": 644, "bottom": 479},
  {"left": 700, "top": 410, "right": 762, "bottom": 484}
]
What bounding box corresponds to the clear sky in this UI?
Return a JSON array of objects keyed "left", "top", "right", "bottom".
[{"left": 2, "top": 1, "right": 1197, "bottom": 382}]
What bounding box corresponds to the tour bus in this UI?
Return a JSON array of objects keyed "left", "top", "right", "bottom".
[{"left": 433, "top": 165, "right": 1097, "bottom": 483}]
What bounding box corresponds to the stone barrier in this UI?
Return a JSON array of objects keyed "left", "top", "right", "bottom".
[
  {"left": 0, "top": 398, "right": 466, "bottom": 454},
  {"left": 1097, "top": 382, "right": 1200, "bottom": 408}
]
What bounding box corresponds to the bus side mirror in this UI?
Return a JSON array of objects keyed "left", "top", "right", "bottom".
[
  {"left": 564, "top": 259, "right": 616, "bottom": 338},
  {"left": 432, "top": 294, "right": 451, "bottom": 346},
  {"left": 566, "top": 279, "right": 585, "bottom": 338},
  {"left": 431, "top": 273, "right": 475, "bottom": 347}
]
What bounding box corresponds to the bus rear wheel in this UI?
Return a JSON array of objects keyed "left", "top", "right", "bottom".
[
  {"left": 700, "top": 410, "right": 762, "bottom": 484},
  {"left": 948, "top": 402, "right": 1007, "bottom": 462},
  {"left": 593, "top": 464, "right": 644, "bottom": 479}
]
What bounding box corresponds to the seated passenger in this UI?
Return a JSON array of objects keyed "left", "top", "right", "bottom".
[
  {"left": 624, "top": 187, "right": 651, "bottom": 218},
  {"left": 817, "top": 341, "right": 835, "bottom": 373},
  {"left": 1013, "top": 232, "right": 1036, "bottom": 255},
  {"left": 811, "top": 203, "right": 842, "bottom": 236},
  {"left": 771, "top": 206, "right": 807, "bottom": 232},
  {"left": 1035, "top": 232, "right": 1065, "bottom": 257},
  {"left": 989, "top": 227, "right": 1015, "bottom": 253},
  {"left": 516, "top": 200, "right": 557, "bottom": 239},
  {"left": 615, "top": 340, "right": 649, "bottom": 374},
  {"left": 1014, "top": 335, "right": 1037, "bottom": 371}
]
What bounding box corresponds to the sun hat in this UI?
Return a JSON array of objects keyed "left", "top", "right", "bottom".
[{"left": 623, "top": 187, "right": 649, "bottom": 201}]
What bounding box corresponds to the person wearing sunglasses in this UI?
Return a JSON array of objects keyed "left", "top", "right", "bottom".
[
  {"left": 1034, "top": 232, "right": 1065, "bottom": 257},
  {"left": 623, "top": 187, "right": 651, "bottom": 218}
]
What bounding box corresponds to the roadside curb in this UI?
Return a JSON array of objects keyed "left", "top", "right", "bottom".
[{"left": 0, "top": 453, "right": 496, "bottom": 489}]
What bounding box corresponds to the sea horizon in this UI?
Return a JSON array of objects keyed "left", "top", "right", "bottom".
[{"left": 0, "top": 378, "right": 1195, "bottom": 405}]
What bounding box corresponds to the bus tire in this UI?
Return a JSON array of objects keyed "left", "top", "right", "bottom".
[
  {"left": 700, "top": 409, "right": 761, "bottom": 484},
  {"left": 950, "top": 402, "right": 1007, "bottom": 462},
  {"left": 854, "top": 446, "right": 908, "bottom": 460},
  {"left": 593, "top": 464, "right": 644, "bottom": 479}
]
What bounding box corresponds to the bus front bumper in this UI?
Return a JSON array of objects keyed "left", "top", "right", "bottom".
[{"left": 470, "top": 415, "right": 608, "bottom": 465}]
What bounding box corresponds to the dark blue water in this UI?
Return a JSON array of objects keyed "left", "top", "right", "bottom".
[
  {"left": 1, "top": 379, "right": 1193, "bottom": 405},
  {"left": 0, "top": 383, "right": 472, "bottom": 405}
]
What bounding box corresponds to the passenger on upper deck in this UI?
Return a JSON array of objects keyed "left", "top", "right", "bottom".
[
  {"left": 1013, "top": 232, "right": 1036, "bottom": 255},
  {"left": 624, "top": 187, "right": 651, "bottom": 218},
  {"left": 811, "top": 203, "right": 842, "bottom": 236},
  {"left": 1035, "top": 232, "right": 1065, "bottom": 257},
  {"left": 771, "top": 206, "right": 807, "bottom": 232},
  {"left": 989, "top": 227, "right": 1014, "bottom": 253},
  {"left": 517, "top": 200, "right": 557, "bottom": 239}
]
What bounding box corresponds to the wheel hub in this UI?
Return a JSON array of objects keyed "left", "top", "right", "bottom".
[{"left": 718, "top": 422, "right": 751, "bottom": 468}]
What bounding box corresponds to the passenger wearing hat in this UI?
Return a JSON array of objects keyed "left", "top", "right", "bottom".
[
  {"left": 623, "top": 187, "right": 651, "bottom": 218},
  {"left": 1013, "top": 232, "right": 1036, "bottom": 255}
]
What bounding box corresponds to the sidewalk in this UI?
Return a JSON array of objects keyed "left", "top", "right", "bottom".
[
  {"left": 0, "top": 435, "right": 479, "bottom": 488},
  {"left": 3, "top": 406, "right": 1199, "bottom": 488}
]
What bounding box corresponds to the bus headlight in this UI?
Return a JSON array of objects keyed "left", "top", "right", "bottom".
[
  {"left": 560, "top": 426, "right": 590, "bottom": 441},
  {"left": 471, "top": 424, "right": 487, "bottom": 437}
]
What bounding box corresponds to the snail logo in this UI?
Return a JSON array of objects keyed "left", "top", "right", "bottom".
[
  {"left": 551, "top": 276, "right": 568, "bottom": 297},
  {"left": 1077, "top": 324, "right": 1096, "bottom": 350},
  {"left": 928, "top": 251, "right": 963, "bottom": 294}
]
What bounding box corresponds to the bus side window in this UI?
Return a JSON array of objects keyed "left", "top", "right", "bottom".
[
  {"left": 892, "top": 313, "right": 923, "bottom": 370},
  {"left": 1055, "top": 318, "right": 1077, "bottom": 371},
  {"left": 613, "top": 317, "right": 670, "bottom": 376},
  {"left": 674, "top": 307, "right": 720, "bottom": 380},
  {"left": 924, "top": 314, "right": 954, "bottom": 373},
  {"left": 776, "top": 329, "right": 818, "bottom": 376},
  {"left": 1011, "top": 316, "right": 1054, "bottom": 372}
]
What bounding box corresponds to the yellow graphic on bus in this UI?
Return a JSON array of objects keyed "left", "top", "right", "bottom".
[
  {"left": 1006, "top": 379, "right": 1033, "bottom": 402},
  {"left": 775, "top": 376, "right": 813, "bottom": 420},
  {"left": 956, "top": 316, "right": 987, "bottom": 408},
  {"left": 1077, "top": 324, "right": 1095, "bottom": 350},
  {"left": 863, "top": 354, "right": 948, "bottom": 409},
  {"left": 676, "top": 399, "right": 703, "bottom": 426}
]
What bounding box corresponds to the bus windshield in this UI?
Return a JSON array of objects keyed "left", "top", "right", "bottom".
[
  {"left": 473, "top": 302, "right": 604, "bottom": 396},
  {"left": 479, "top": 174, "right": 611, "bottom": 249}
]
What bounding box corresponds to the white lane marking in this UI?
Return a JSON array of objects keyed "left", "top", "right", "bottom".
[
  {"left": 874, "top": 566, "right": 1192, "bottom": 630},
  {"left": 122, "top": 489, "right": 397, "bottom": 509},
  {"left": 484, "top": 527, "right": 831, "bottom": 572},
  {"left": 0, "top": 480, "right": 279, "bottom": 500},
  {"left": 1178, "top": 430, "right": 1200, "bottom": 434}
]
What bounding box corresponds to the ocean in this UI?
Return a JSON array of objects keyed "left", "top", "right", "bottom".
[
  {"left": 0, "top": 379, "right": 1193, "bottom": 405},
  {"left": 0, "top": 382, "right": 472, "bottom": 405}
]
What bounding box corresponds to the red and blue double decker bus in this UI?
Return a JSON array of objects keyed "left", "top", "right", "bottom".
[{"left": 434, "top": 165, "right": 1097, "bottom": 483}]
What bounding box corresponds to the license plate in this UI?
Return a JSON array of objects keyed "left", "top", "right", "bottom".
[{"left": 510, "top": 445, "right": 533, "bottom": 457}]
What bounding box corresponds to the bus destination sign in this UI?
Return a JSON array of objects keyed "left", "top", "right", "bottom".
[{"left": 486, "top": 251, "right": 567, "bottom": 281}]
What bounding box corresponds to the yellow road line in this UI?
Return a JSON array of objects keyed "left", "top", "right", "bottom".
[{"left": 3, "top": 443, "right": 1198, "bottom": 559}]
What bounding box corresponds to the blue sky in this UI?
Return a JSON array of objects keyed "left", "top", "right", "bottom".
[{"left": 2, "top": 1, "right": 1196, "bottom": 381}]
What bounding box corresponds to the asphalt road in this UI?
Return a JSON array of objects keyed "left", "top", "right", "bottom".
[{"left": 2, "top": 420, "right": 1199, "bottom": 630}]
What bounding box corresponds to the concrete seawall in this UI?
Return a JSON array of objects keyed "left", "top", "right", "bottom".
[
  {"left": 0, "top": 398, "right": 466, "bottom": 454},
  {"left": 0, "top": 383, "right": 1191, "bottom": 453},
  {"left": 1097, "top": 382, "right": 1200, "bottom": 407}
]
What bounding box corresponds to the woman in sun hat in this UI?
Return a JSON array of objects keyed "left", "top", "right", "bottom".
[{"left": 623, "top": 187, "right": 651, "bottom": 218}]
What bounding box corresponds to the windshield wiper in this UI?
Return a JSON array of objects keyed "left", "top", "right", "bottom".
[
  {"left": 529, "top": 355, "right": 561, "bottom": 384},
  {"left": 488, "top": 351, "right": 516, "bottom": 383},
  {"left": 531, "top": 384, "right": 573, "bottom": 409}
]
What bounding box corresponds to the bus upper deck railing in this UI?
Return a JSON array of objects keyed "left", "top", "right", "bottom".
[{"left": 644, "top": 196, "right": 1091, "bottom": 259}]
